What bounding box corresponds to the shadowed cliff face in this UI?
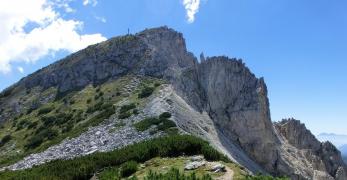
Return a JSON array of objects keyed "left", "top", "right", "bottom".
[{"left": 1, "top": 26, "right": 346, "bottom": 179}]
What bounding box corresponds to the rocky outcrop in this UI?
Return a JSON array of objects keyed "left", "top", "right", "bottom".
[
  {"left": 275, "top": 118, "right": 321, "bottom": 151},
  {"left": 196, "top": 58, "right": 279, "bottom": 173},
  {"left": 275, "top": 119, "right": 347, "bottom": 179},
  {"left": 20, "top": 27, "right": 196, "bottom": 93}
]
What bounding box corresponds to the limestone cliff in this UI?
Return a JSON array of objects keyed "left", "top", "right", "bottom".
[
  {"left": 0, "top": 26, "right": 346, "bottom": 179},
  {"left": 275, "top": 119, "right": 347, "bottom": 180}
]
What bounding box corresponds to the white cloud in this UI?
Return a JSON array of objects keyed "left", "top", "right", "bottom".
[
  {"left": 182, "top": 0, "right": 201, "bottom": 23},
  {"left": 95, "top": 16, "right": 106, "bottom": 23},
  {"left": 17, "top": 67, "right": 24, "bottom": 73},
  {"left": 83, "top": 0, "right": 97, "bottom": 7},
  {"left": 0, "top": 0, "right": 106, "bottom": 74}
]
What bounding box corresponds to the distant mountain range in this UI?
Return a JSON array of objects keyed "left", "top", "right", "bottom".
[{"left": 317, "top": 133, "right": 347, "bottom": 147}]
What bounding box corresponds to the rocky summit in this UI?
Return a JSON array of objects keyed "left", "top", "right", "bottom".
[{"left": 0, "top": 26, "right": 346, "bottom": 180}]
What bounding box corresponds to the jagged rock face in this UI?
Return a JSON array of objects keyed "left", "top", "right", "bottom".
[
  {"left": 275, "top": 119, "right": 347, "bottom": 179},
  {"left": 21, "top": 27, "right": 196, "bottom": 93},
  {"left": 275, "top": 119, "right": 321, "bottom": 151},
  {"left": 196, "top": 58, "right": 279, "bottom": 172}
]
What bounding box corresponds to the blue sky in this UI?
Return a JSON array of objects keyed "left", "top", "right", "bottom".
[{"left": 0, "top": 0, "right": 346, "bottom": 135}]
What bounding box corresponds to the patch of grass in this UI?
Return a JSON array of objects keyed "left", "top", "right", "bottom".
[
  {"left": 134, "top": 157, "right": 226, "bottom": 180},
  {"left": 99, "top": 167, "right": 120, "bottom": 180},
  {"left": 120, "top": 161, "right": 138, "bottom": 177},
  {"left": 164, "top": 127, "right": 179, "bottom": 136},
  {"left": 144, "top": 168, "right": 212, "bottom": 180}
]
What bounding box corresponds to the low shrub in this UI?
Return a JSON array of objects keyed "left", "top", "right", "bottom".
[
  {"left": 119, "top": 104, "right": 136, "bottom": 114},
  {"left": 26, "top": 128, "right": 59, "bottom": 149},
  {"left": 157, "top": 119, "right": 176, "bottom": 131},
  {"left": 88, "top": 106, "right": 115, "bottom": 127},
  {"left": 118, "top": 111, "right": 132, "bottom": 119},
  {"left": 41, "top": 113, "right": 72, "bottom": 127},
  {"left": 16, "top": 119, "right": 31, "bottom": 130},
  {"left": 154, "top": 82, "right": 161, "bottom": 87},
  {"left": 135, "top": 113, "right": 175, "bottom": 132},
  {"left": 0, "top": 135, "right": 12, "bottom": 147},
  {"left": 0, "top": 88, "right": 13, "bottom": 98},
  {"left": 118, "top": 103, "right": 136, "bottom": 119},
  {"left": 27, "top": 121, "right": 38, "bottom": 129},
  {"left": 159, "top": 112, "right": 171, "bottom": 119},
  {"left": 134, "top": 117, "right": 161, "bottom": 131},
  {"left": 62, "top": 123, "right": 74, "bottom": 133},
  {"left": 138, "top": 86, "right": 155, "bottom": 98},
  {"left": 132, "top": 109, "right": 139, "bottom": 115},
  {"left": 120, "top": 161, "right": 138, "bottom": 177},
  {"left": 37, "top": 105, "right": 55, "bottom": 115},
  {"left": 25, "top": 135, "right": 44, "bottom": 149}
]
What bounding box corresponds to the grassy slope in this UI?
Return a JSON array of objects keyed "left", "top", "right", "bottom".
[
  {"left": 0, "top": 75, "right": 163, "bottom": 167},
  {"left": 131, "top": 156, "right": 247, "bottom": 180}
]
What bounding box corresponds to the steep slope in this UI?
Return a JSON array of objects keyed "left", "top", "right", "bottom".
[
  {"left": 275, "top": 119, "right": 347, "bottom": 180},
  {"left": 0, "top": 26, "right": 346, "bottom": 179}
]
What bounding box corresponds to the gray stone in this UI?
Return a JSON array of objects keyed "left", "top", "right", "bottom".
[
  {"left": 210, "top": 163, "right": 226, "bottom": 173},
  {"left": 184, "top": 161, "right": 206, "bottom": 170}
]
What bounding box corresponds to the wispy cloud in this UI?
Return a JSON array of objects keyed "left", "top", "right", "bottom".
[
  {"left": 83, "top": 0, "right": 97, "bottom": 7},
  {"left": 17, "top": 67, "right": 24, "bottom": 73},
  {"left": 0, "top": 0, "right": 106, "bottom": 74},
  {"left": 182, "top": 0, "right": 201, "bottom": 23},
  {"left": 95, "top": 16, "right": 106, "bottom": 23}
]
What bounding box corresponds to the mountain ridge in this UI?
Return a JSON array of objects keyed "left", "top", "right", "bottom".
[{"left": 0, "top": 26, "right": 346, "bottom": 180}]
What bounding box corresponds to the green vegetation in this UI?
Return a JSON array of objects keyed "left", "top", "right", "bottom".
[
  {"left": 138, "top": 86, "right": 155, "bottom": 98},
  {"left": 26, "top": 128, "right": 59, "bottom": 149},
  {"left": 99, "top": 167, "right": 121, "bottom": 180},
  {"left": 0, "top": 76, "right": 166, "bottom": 168},
  {"left": 0, "top": 135, "right": 228, "bottom": 180},
  {"left": 118, "top": 103, "right": 136, "bottom": 119},
  {"left": 159, "top": 112, "right": 172, "bottom": 119},
  {"left": 37, "top": 105, "right": 55, "bottom": 115},
  {"left": 135, "top": 117, "right": 161, "bottom": 131},
  {"left": 0, "top": 135, "right": 12, "bottom": 147},
  {"left": 0, "top": 88, "right": 13, "bottom": 98},
  {"left": 134, "top": 112, "right": 176, "bottom": 133},
  {"left": 144, "top": 168, "right": 212, "bottom": 180},
  {"left": 120, "top": 160, "right": 138, "bottom": 177}
]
